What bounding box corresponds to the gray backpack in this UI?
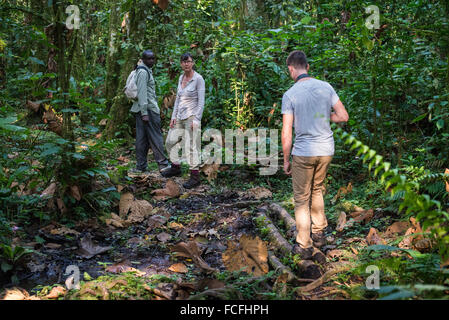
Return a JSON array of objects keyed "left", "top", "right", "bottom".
[{"left": 124, "top": 66, "right": 150, "bottom": 100}]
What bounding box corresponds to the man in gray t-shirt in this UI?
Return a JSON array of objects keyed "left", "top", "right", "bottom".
[{"left": 281, "top": 50, "right": 349, "bottom": 260}]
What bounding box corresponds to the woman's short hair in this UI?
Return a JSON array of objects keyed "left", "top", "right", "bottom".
[{"left": 180, "top": 52, "right": 194, "bottom": 62}]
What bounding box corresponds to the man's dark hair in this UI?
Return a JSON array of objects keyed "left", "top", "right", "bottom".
[
  {"left": 286, "top": 50, "right": 308, "bottom": 69},
  {"left": 180, "top": 52, "right": 193, "bottom": 62},
  {"left": 142, "top": 50, "right": 154, "bottom": 59}
]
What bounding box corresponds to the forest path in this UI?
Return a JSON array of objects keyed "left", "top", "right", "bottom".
[{"left": 3, "top": 168, "right": 408, "bottom": 300}]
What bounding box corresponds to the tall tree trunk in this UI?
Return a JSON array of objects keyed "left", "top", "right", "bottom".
[
  {"left": 239, "top": 0, "right": 248, "bottom": 30},
  {"left": 104, "top": 1, "right": 148, "bottom": 140},
  {"left": 105, "top": 0, "right": 122, "bottom": 112},
  {"left": 30, "top": 0, "right": 47, "bottom": 74},
  {"left": 52, "top": 1, "right": 74, "bottom": 142}
]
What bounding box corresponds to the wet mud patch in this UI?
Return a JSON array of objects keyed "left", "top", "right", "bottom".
[{"left": 3, "top": 188, "right": 261, "bottom": 293}]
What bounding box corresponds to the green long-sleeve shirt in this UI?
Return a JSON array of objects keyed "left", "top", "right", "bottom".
[{"left": 130, "top": 62, "right": 160, "bottom": 116}]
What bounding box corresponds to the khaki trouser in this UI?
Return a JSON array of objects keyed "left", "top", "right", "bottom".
[
  {"left": 292, "top": 155, "right": 333, "bottom": 249},
  {"left": 165, "top": 116, "right": 201, "bottom": 171}
]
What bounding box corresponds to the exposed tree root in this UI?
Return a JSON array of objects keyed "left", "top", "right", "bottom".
[{"left": 256, "top": 207, "right": 293, "bottom": 255}]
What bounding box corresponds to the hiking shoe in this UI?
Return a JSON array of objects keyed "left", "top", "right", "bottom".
[
  {"left": 312, "top": 231, "right": 326, "bottom": 248},
  {"left": 292, "top": 244, "right": 314, "bottom": 260},
  {"left": 161, "top": 165, "right": 181, "bottom": 178},
  {"left": 183, "top": 171, "right": 200, "bottom": 189}
]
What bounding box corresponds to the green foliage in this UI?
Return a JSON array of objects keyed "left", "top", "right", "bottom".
[
  {"left": 0, "top": 243, "right": 33, "bottom": 274},
  {"left": 335, "top": 126, "right": 449, "bottom": 260},
  {"left": 349, "top": 245, "right": 449, "bottom": 299}
]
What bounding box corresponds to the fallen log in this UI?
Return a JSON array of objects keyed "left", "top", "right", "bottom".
[
  {"left": 296, "top": 260, "right": 322, "bottom": 280},
  {"left": 256, "top": 207, "right": 293, "bottom": 255},
  {"left": 268, "top": 203, "right": 297, "bottom": 238},
  {"left": 268, "top": 251, "right": 314, "bottom": 285},
  {"left": 222, "top": 200, "right": 262, "bottom": 208}
]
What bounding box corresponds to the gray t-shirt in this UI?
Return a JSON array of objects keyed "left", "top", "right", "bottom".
[{"left": 281, "top": 78, "right": 339, "bottom": 157}]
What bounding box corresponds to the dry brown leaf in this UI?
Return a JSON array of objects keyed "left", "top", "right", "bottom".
[
  {"left": 398, "top": 217, "right": 427, "bottom": 249},
  {"left": 42, "top": 109, "right": 62, "bottom": 136},
  {"left": 336, "top": 211, "right": 347, "bottom": 232},
  {"left": 349, "top": 211, "right": 362, "bottom": 219},
  {"left": 171, "top": 241, "right": 216, "bottom": 273},
  {"left": 146, "top": 215, "right": 168, "bottom": 231},
  {"left": 26, "top": 100, "right": 40, "bottom": 112},
  {"left": 366, "top": 228, "right": 386, "bottom": 245},
  {"left": 151, "top": 179, "right": 180, "bottom": 200},
  {"left": 247, "top": 187, "right": 272, "bottom": 200},
  {"left": 119, "top": 192, "right": 134, "bottom": 218},
  {"left": 345, "top": 182, "right": 353, "bottom": 194},
  {"left": 332, "top": 183, "right": 353, "bottom": 203},
  {"left": 1, "top": 288, "right": 30, "bottom": 300},
  {"left": 327, "top": 249, "right": 346, "bottom": 259},
  {"left": 353, "top": 209, "right": 374, "bottom": 223},
  {"left": 117, "top": 156, "right": 128, "bottom": 162},
  {"left": 76, "top": 234, "right": 112, "bottom": 259},
  {"left": 126, "top": 200, "right": 153, "bottom": 223},
  {"left": 70, "top": 185, "right": 82, "bottom": 201},
  {"left": 41, "top": 182, "right": 57, "bottom": 198},
  {"left": 105, "top": 262, "right": 143, "bottom": 275},
  {"left": 222, "top": 235, "right": 269, "bottom": 277},
  {"left": 105, "top": 262, "right": 130, "bottom": 273},
  {"left": 45, "top": 286, "right": 66, "bottom": 299},
  {"left": 168, "top": 222, "right": 184, "bottom": 230},
  {"left": 384, "top": 221, "right": 411, "bottom": 238},
  {"left": 410, "top": 217, "right": 424, "bottom": 240},
  {"left": 169, "top": 263, "right": 188, "bottom": 273},
  {"left": 157, "top": 232, "right": 172, "bottom": 243},
  {"left": 105, "top": 213, "right": 128, "bottom": 229},
  {"left": 201, "top": 163, "right": 220, "bottom": 182},
  {"left": 50, "top": 226, "right": 80, "bottom": 236},
  {"left": 398, "top": 227, "right": 415, "bottom": 249},
  {"left": 56, "top": 198, "right": 67, "bottom": 214}
]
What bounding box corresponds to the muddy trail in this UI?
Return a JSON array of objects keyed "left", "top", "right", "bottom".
[{"left": 1, "top": 169, "right": 426, "bottom": 300}]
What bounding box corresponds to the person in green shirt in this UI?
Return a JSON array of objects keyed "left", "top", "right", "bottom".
[{"left": 129, "top": 50, "right": 171, "bottom": 176}]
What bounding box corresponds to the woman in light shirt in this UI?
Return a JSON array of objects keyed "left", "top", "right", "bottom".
[{"left": 164, "top": 53, "right": 205, "bottom": 189}]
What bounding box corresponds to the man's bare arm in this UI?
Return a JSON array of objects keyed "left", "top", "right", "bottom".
[
  {"left": 330, "top": 100, "right": 349, "bottom": 123},
  {"left": 282, "top": 114, "right": 294, "bottom": 175}
]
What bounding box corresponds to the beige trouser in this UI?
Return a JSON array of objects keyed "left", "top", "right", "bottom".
[
  {"left": 292, "top": 155, "right": 333, "bottom": 249},
  {"left": 165, "top": 116, "right": 201, "bottom": 171}
]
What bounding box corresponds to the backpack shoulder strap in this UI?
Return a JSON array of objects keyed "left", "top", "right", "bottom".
[{"left": 135, "top": 66, "right": 151, "bottom": 80}]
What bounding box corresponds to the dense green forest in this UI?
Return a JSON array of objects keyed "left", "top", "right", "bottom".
[{"left": 0, "top": 0, "right": 449, "bottom": 301}]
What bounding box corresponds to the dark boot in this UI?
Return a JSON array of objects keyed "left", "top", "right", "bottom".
[
  {"left": 292, "top": 244, "right": 314, "bottom": 260},
  {"left": 183, "top": 170, "right": 200, "bottom": 189},
  {"left": 161, "top": 164, "right": 181, "bottom": 178},
  {"left": 312, "top": 231, "right": 326, "bottom": 248},
  {"left": 311, "top": 248, "right": 327, "bottom": 265}
]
